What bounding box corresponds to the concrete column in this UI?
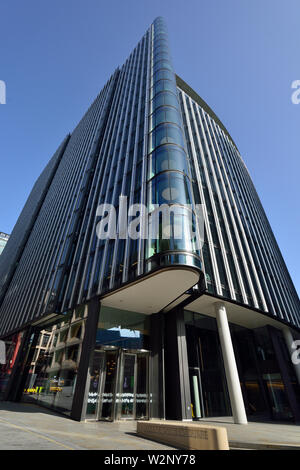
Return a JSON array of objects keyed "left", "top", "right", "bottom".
[
  {"left": 282, "top": 327, "right": 300, "bottom": 386},
  {"left": 214, "top": 302, "right": 248, "bottom": 425}
]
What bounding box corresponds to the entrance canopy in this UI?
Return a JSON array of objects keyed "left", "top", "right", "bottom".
[
  {"left": 101, "top": 267, "right": 200, "bottom": 314},
  {"left": 187, "top": 294, "right": 291, "bottom": 331}
]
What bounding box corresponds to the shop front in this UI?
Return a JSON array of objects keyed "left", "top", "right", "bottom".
[
  {"left": 21, "top": 306, "right": 86, "bottom": 415},
  {"left": 84, "top": 305, "right": 150, "bottom": 421},
  {"left": 18, "top": 303, "right": 151, "bottom": 422},
  {"left": 184, "top": 309, "right": 300, "bottom": 423},
  {"left": 3, "top": 300, "right": 299, "bottom": 424}
]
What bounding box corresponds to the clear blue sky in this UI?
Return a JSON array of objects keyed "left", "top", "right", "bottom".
[{"left": 0, "top": 0, "right": 299, "bottom": 295}]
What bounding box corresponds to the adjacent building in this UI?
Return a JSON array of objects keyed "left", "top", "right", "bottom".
[
  {"left": 0, "top": 232, "right": 9, "bottom": 256},
  {"left": 0, "top": 17, "right": 299, "bottom": 424}
]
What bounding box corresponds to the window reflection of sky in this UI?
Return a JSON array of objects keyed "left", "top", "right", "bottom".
[{"left": 109, "top": 327, "right": 140, "bottom": 338}]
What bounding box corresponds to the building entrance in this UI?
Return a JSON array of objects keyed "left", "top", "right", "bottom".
[
  {"left": 85, "top": 347, "right": 149, "bottom": 421},
  {"left": 185, "top": 315, "right": 231, "bottom": 418}
]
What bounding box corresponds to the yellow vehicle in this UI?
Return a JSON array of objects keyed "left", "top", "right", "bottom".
[{"left": 49, "top": 386, "right": 62, "bottom": 392}]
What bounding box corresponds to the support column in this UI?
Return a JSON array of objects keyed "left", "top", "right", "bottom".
[
  {"left": 282, "top": 327, "right": 300, "bottom": 386},
  {"left": 149, "top": 313, "right": 165, "bottom": 419},
  {"left": 70, "top": 298, "right": 100, "bottom": 421},
  {"left": 214, "top": 302, "right": 248, "bottom": 425},
  {"left": 164, "top": 308, "right": 192, "bottom": 421}
]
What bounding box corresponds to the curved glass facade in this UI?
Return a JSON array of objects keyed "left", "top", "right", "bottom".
[{"left": 145, "top": 17, "right": 201, "bottom": 272}]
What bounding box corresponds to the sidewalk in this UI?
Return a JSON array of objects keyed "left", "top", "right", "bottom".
[
  {"left": 0, "top": 402, "right": 172, "bottom": 450},
  {"left": 0, "top": 402, "right": 299, "bottom": 450},
  {"left": 199, "top": 417, "right": 300, "bottom": 450}
]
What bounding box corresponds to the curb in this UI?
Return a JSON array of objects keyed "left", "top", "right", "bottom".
[{"left": 229, "top": 441, "right": 300, "bottom": 450}]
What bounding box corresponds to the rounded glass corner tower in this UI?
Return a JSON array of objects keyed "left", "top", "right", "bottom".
[{"left": 145, "top": 16, "right": 202, "bottom": 277}]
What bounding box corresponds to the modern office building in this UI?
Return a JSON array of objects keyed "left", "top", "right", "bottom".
[
  {"left": 0, "top": 17, "right": 299, "bottom": 424},
  {"left": 0, "top": 232, "right": 9, "bottom": 256}
]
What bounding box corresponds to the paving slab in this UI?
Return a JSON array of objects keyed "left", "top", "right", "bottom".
[
  {"left": 0, "top": 402, "right": 172, "bottom": 450},
  {"left": 199, "top": 417, "right": 300, "bottom": 450},
  {"left": 1, "top": 402, "right": 299, "bottom": 450}
]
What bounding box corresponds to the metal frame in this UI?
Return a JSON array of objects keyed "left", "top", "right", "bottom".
[{"left": 83, "top": 346, "right": 150, "bottom": 422}]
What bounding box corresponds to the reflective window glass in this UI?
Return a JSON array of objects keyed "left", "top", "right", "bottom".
[
  {"left": 21, "top": 314, "right": 85, "bottom": 416},
  {"left": 148, "top": 123, "right": 185, "bottom": 153},
  {"left": 148, "top": 145, "right": 188, "bottom": 178},
  {"left": 172, "top": 211, "right": 196, "bottom": 251},
  {"left": 146, "top": 206, "right": 196, "bottom": 257},
  {"left": 151, "top": 91, "right": 178, "bottom": 112},
  {"left": 154, "top": 51, "right": 169, "bottom": 62},
  {"left": 149, "top": 106, "right": 181, "bottom": 131},
  {"left": 148, "top": 172, "right": 192, "bottom": 207},
  {"left": 154, "top": 38, "right": 168, "bottom": 48},
  {"left": 154, "top": 69, "right": 174, "bottom": 82},
  {"left": 153, "top": 59, "right": 172, "bottom": 74},
  {"left": 154, "top": 44, "right": 170, "bottom": 55},
  {"left": 154, "top": 32, "right": 168, "bottom": 41},
  {"left": 96, "top": 306, "right": 149, "bottom": 349},
  {"left": 151, "top": 79, "right": 177, "bottom": 98}
]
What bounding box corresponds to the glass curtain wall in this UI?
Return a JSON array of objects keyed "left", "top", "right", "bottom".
[
  {"left": 184, "top": 310, "right": 231, "bottom": 418},
  {"left": 185, "top": 310, "right": 296, "bottom": 422},
  {"left": 252, "top": 327, "right": 294, "bottom": 421},
  {"left": 230, "top": 324, "right": 271, "bottom": 420},
  {"left": 84, "top": 306, "right": 150, "bottom": 421},
  {"left": 145, "top": 17, "right": 201, "bottom": 273},
  {"left": 22, "top": 305, "right": 87, "bottom": 415}
]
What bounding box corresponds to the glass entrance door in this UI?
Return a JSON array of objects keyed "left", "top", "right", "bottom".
[
  {"left": 85, "top": 348, "right": 118, "bottom": 421},
  {"left": 85, "top": 349, "right": 106, "bottom": 419},
  {"left": 119, "top": 353, "right": 136, "bottom": 418},
  {"left": 100, "top": 349, "right": 119, "bottom": 420},
  {"left": 135, "top": 353, "right": 149, "bottom": 419},
  {"left": 116, "top": 350, "right": 149, "bottom": 420},
  {"left": 85, "top": 348, "right": 149, "bottom": 421}
]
